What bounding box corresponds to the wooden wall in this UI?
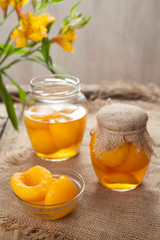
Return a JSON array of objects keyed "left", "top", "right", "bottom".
[{"left": 1, "top": 0, "right": 160, "bottom": 86}]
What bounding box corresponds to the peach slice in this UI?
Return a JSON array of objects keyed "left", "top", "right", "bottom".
[
  {"left": 45, "top": 175, "right": 78, "bottom": 205},
  {"left": 116, "top": 143, "right": 150, "bottom": 172},
  {"left": 29, "top": 129, "right": 57, "bottom": 154},
  {"left": 90, "top": 133, "right": 129, "bottom": 168},
  {"left": 24, "top": 116, "right": 49, "bottom": 130},
  {"left": 99, "top": 142, "right": 129, "bottom": 168},
  {"left": 24, "top": 106, "right": 54, "bottom": 129},
  {"left": 104, "top": 172, "right": 138, "bottom": 184},
  {"left": 49, "top": 120, "right": 80, "bottom": 149},
  {"left": 10, "top": 166, "right": 53, "bottom": 202}
]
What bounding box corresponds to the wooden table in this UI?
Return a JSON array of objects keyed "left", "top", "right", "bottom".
[{"left": 0, "top": 82, "right": 160, "bottom": 240}]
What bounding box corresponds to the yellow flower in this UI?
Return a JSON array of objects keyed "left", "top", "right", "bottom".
[
  {"left": 10, "top": 28, "right": 28, "bottom": 47},
  {"left": 11, "top": 12, "right": 55, "bottom": 47},
  {"left": 9, "top": 0, "right": 29, "bottom": 15},
  {"left": 52, "top": 26, "right": 77, "bottom": 52},
  {"left": 0, "top": 0, "right": 10, "bottom": 14}
]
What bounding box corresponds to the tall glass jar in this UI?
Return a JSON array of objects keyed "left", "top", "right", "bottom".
[{"left": 23, "top": 74, "right": 88, "bottom": 161}]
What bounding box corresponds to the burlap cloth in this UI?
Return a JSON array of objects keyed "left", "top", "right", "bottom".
[{"left": 0, "top": 99, "right": 160, "bottom": 240}]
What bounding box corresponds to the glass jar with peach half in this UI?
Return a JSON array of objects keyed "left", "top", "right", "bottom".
[
  {"left": 90, "top": 103, "right": 154, "bottom": 192},
  {"left": 23, "top": 75, "right": 88, "bottom": 161}
]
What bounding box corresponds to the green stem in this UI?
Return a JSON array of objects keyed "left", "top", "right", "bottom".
[
  {"left": 0, "top": 44, "right": 14, "bottom": 65},
  {"left": 0, "top": 43, "right": 40, "bottom": 66},
  {"left": 0, "top": 56, "right": 47, "bottom": 71},
  {"left": 0, "top": 37, "right": 11, "bottom": 59},
  {"left": 0, "top": 56, "right": 58, "bottom": 76},
  {"left": 0, "top": 17, "right": 5, "bottom": 26},
  {"left": 23, "top": 45, "right": 41, "bottom": 57},
  {"left": 48, "top": 66, "right": 57, "bottom": 74},
  {"left": 6, "top": 8, "right": 15, "bottom": 19}
]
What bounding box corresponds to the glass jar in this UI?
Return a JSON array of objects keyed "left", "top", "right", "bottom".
[
  {"left": 90, "top": 103, "right": 154, "bottom": 192},
  {"left": 23, "top": 74, "right": 88, "bottom": 161}
]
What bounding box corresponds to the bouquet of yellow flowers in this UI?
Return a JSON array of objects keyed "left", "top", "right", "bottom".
[{"left": 0, "top": 0, "right": 90, "bottom": 129}]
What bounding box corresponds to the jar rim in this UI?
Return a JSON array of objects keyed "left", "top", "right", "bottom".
[{"left": 30, "top": 74, "right": 80, "bottom": 98}]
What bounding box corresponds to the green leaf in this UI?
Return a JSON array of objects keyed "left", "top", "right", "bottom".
[
  {"left": 36, "top": 0, "right": 49, "bottom": 12},
  {"left": 0, "top": 74, "right": 18, "bottom": 130},
  {"left": 36, "top": 0, "right": 64, "bottom": 13},
  {"left": 62, "top": 16, "right": 70, "bottom": 27},
  {"left": 46, "top": 21, "right": 54, "bottom": 33},
  {"left": 0, "top": 44, "right": 29, "bottom": 55},
  {"left": 71, "top": 1, "right": 81, "bottom": 18},
  {"left": 2, "top": 71, "right": 27, "bottom": 104},
  {"left": 61, "top": 1, "right": 91, "bottom": 31},
  {"left": 0, "top": 47, "right": 5, "bottom": 56},
  {"left": 0, "top": 45, "right": 5, "bottom": 50},
  {"left": 0, "top": 44, "right": 11, "bottom": 54},
  {"left": 71, "top": 16, "right": 91, "bottom": 29},
  {"left": 62, "top": 25, "right": 71, "bottom": 34},
  {"left": 0, "top": 44, "right": 16, "bottom": 65},
  {"left": 72, "top": 13, "right": 82, "bottom": 19},
  {"left": 51, "top": 0, "right": 64, "bottom": 3},
  {"left": 12, "top": 48, "right": 29, "bottom": 55},
  {"left": 41, "top": 38, "right": 50, "bottom": 65},
  {"left": 34, "top": 56, "right": 44, "bottom": 62},
  {"left": 7, "top": 44, "right": 15, "bottom": 55},
  {"left": 12, "top": 82, "right": 27, "bottom": 104}
]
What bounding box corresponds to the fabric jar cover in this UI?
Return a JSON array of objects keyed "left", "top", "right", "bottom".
[{"left": 92, "top": 102, "right": 154, "bottom": 158}]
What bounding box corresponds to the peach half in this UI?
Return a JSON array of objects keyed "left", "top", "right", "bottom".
[{"left": 10, "top": 166, "right": 53, "bottom": 203}]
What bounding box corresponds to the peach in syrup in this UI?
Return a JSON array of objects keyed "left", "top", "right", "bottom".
[
  {"left": 45, "top": 175, "right": 78, "bottom": 205},
  {"left": 10, "top": 166, "right": 53, "bottom": 202}
]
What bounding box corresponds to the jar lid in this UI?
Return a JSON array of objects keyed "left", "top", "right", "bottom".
[
  {"left": 92, "top": 102, "right": 154, "bottom": 158},
  {"left": 97, "top": 103, "right": 148, "bottom": 133}
]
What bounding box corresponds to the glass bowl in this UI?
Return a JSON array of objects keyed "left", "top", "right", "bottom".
[{"left": 13, "top": 168, "right": 85, "bottom": 220}]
